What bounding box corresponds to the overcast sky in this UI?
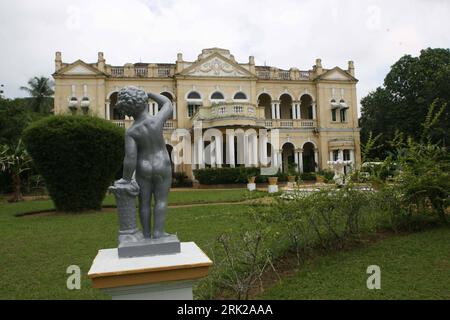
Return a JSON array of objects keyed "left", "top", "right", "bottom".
[{"left": 1, "top": 0, "right": 449, "bottom": 114}]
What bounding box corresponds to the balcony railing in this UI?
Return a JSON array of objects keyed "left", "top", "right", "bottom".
[
  {"left": 111, "top": 119, "right": 177, "bottom": 130},
  {"left": 279, "top": 70, "right": 290, "bottom": 80},
  {"left": 111, "top": 67, "right": 124, "bottom": 77},
  {"left": 158, "top": 67, "right": 171, "bottom": 77},
  {"left": 256, "top": 69, "right": 310, "bottom": 80},
  {"left": 256, "top": 70, "right": 270, "bottom": 79},
  {"left": 109, "top": 66, "right": 173, "bottom": 78},
  {"left": 134, "top": 67, "right": 148, "bottom": 77},
  {"left": 193, "top": 103, "right": 261, "bottom": 121},
  {"left": 258, "top": 119, "right": 317, "bottom": 128},
  {"left": 163, "top": 119, "right": 176, "bottom": 129}
]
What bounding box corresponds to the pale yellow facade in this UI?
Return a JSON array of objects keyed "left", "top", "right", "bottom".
[{"left": 53, "top": 48, "right": 361, "bottom": 179}]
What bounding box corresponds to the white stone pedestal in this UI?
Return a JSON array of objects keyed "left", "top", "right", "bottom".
[
  {"left": 268, "top": 185, "right": 278, "bottom": 193},
  {"left": 247, "top": 183, "right": 256, "bottom": 191},
  {"left": 88, "top": 242, "right": 212, "bottom": 300}
]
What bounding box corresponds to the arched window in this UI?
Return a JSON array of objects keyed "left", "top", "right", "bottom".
[
  {"left": 187, "top": 91, "right": 201, "bottom": 100},
  {"left": 187, "top": 91, "right": 202, "bottom": 118},
  {"left": 233, "top": 92, "right": 247, "bottom": 100},
  {"left": 210, "top": 91, "right": 225, "bottom": 100}
]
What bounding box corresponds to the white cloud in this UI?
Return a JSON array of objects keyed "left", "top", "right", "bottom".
[{"left": 1, "top": 0, "right": 449, "bottom": 115}]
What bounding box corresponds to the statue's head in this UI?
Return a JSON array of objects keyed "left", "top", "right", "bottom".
[{"left": 116, "top": 86, "right": 148, "bottom": 118}]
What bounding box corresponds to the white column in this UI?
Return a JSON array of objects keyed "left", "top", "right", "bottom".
[
  {"left": 216, "top": 135, "right": 223, "bottom": 168},
  {"left": 299, "top": 151, "right": 304, "bottom": 173},
  {"left": 277, "top": 151, "right": 282, "bottom": 170},
  {"left": 260, "top": 135, "right": 268, "bottom": 166},
  {"left": 192, "top": 143, "right": 197, "bottom": 170},
  {"left": 197, "top": 138, "right": 204, "bottom": 169},
  {"left": 312, "top": 103, "right": 317, "bottom": 120},
  {"left": 106, "top": 102, "right": 110, "bottom": 120},
  {"left": 210, "top": 139, "right": 216, "bottom": 168},
  {"left": 244, "top": 135, "right": 250, "bottom": 167},
  {"left": 271, "top": 103, "right": 276, "bottom": 119},
  {"left": 314, "top": 149, "right": 319, "bottom": 172},
  {"left": 338, "top": 149, "right": 343, "bottom": 161},
  {"left": 227, "top": 133, "right": 235, "bottom": 168},
  {"left": 272, "top": 149, "right": 278, "bottom": 168},
  {"left": 329, "top": 151, "right": 333, "bottom": 161},
  {"left": 350, "top": 149, "right": 355, "bottom": 167},
  {"left": 251, "top": 134, "right": 258, "bottom": 166},
  {"left": 276, "top": 103, "right": 281, "bottom": 119},
  {"left": 297, "top": 104, "right": 301, "bottom": 120},
  {"left": 291, "top": 105, "right": 296, "bottom": 119},
  {"left": 294, "top": 152, "right": 299, "bottom": 172},
  {"left": 172, "top": 102, "right": 177, "bottom": 120}
]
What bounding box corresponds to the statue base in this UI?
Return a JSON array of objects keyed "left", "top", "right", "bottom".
[
  {"left": 88, "top": 242, "right": 212, "bottom": 300},
  {"left": 118, "top": 234, "right": 181, "bottom": 258}
]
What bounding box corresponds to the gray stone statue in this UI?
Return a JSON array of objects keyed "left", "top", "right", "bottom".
[{"left": 109, "top": 86, "right": 180, "bottom": 258}]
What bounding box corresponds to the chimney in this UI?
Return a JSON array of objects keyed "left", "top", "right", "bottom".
[
  {"left": 97, "top": 52, "right": 105, "bottom": 72},
  {"left": 176, "top": 53, "right": 184, "bottom": 73},
  {"left": 55, "top": 52, "right": 62, "bottom": 72},
  {"left": 249, "top": 55, "right": 255, "bottom": 74},
  {"left": 348, "top": 60, "right": 355, "bottom": 76},
  {"left": 315, "top": 58, "right": 323, "bottom": 75}
]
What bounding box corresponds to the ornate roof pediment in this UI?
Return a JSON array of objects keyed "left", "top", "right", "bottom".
[
  {"left": 317, "top": 67, "right": 357, "bottom": 82},
  {"left": 180, "top": 52, "right": 255, "bottom": 78},
  {"left": 56, "top": 60, "right": 104, "bottom": 76}
]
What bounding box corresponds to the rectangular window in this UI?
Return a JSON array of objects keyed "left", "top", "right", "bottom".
[
  {"left": 308, "top": 105, "right": 313, "bottom": 119},
  {"left": 333, "top": 150, "right": 339, "bottom": 161},
  {"left": 340, "top": 109, "right": 346, "bottom": 122},
  {"left": 343, "top": 149, "right": 350, "bottom": 161},
  {"left": 331, "top": 109, "right": 337, "bottom": 121},
  {"left": 188, "top": 104, "right": 199, "bottom": 118}
]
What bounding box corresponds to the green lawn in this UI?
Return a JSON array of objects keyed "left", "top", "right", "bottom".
[
  {"left": 0, "top": 190, "right": 257, "bottom": 299},
  {"left": 1, "top": 188, "right": 449, "bottom": 300},
  {"left": 2, "top": 189, "right": 266, "bottom": 215},
  {"left": 258, "top": 227, "right": 450, "bottom": 300}
]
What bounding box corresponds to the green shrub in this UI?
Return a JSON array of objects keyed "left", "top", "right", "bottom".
[
  {"left": 23, "top": 115, "right": 124, "bottom": 212},
  {"left": 300, "top": 172, "right": 317, "bottom": 181},
  {"left": 172, "top": 172, "right": 193, "bottom": 188},
  {"left": 317, "top": 170, "right": 335, "bottom": 183},
  {"left": 193, "top": 167, "right": 259, "bottom": 185}
]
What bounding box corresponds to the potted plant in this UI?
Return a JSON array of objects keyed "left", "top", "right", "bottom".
[
  {"left": 268, "top": 176, "right": 278, "bottom": 185},
  {"left": 247, "top": 176, "right": 256, "bottom": 184},
  {"left": 287, "top": 163, "right": 297, "bottom": 183},
  {"left": 316, "top": 174, "right": 325, "bottom": 183}
]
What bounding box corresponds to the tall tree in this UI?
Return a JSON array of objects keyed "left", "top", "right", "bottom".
[
  {"left": 20, "top": 76, "right": 54, "bottom": 113},
  {"left": 0, "top": 140, "right": 32, "bottom": 202},
  {"left": 360, "top": 48, "right": 450, "bottom": 159}
]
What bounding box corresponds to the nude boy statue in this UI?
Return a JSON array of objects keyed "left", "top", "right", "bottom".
[{"left": 112, "top": 86, "right": 173, "bottom": 242}]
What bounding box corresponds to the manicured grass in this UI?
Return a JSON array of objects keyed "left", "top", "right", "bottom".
[
  {"left": 258, "top": 227, "right": 450, "bottom": 300},
  {"left": 0, "top": 198, "right": 255, "bottom": 299},
  {"left": 1, "top": 189, "right": 266, "bottom": 214}
]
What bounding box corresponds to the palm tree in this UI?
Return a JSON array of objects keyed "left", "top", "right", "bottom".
[
  {"left": 0, "top": 140, "right": 32, "bottom": 202},
  {"left": 20, "top": 76, "right": 54, "bottom": 113}
]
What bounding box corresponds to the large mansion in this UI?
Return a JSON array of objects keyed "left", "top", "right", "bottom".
[{"left": 53, "top": 48, "right": 361, "bottom": 179}]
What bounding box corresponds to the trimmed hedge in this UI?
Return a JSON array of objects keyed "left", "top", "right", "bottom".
[
  {"left": 193, "top": 167, "right": 293, "bottom": 185},
  {"left": 300, "top": 172, "right": 317, "bottom": 181},
  {"left": 193, "top": 167, "right": 260, "bottom": 185},
  {"left": 23, "top": 115, "right": 124, "bottom": 212}
]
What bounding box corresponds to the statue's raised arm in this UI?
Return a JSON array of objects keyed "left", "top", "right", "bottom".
[{"left": 147, "top": 92, "right": 173, "bottom": 124}]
